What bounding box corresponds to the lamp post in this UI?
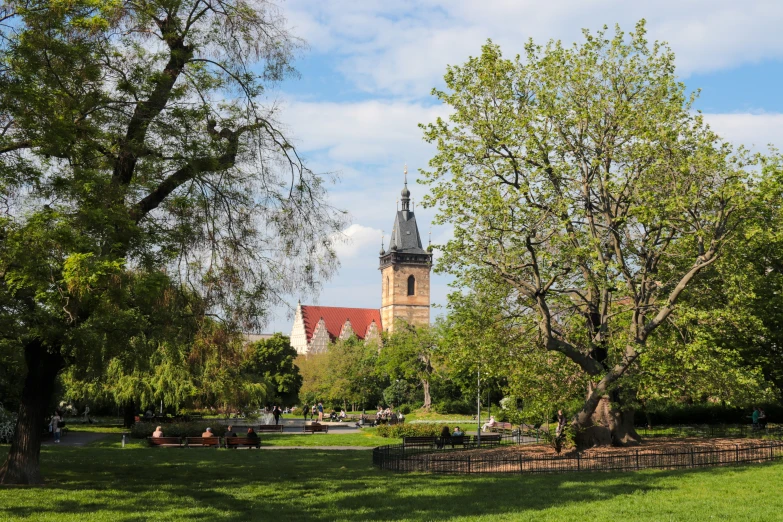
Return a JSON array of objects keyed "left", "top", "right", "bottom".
[{"left": 476, "top": 368, "right": 481, "bottom": 447}]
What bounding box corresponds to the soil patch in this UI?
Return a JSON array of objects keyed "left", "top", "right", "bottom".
[{"left": 402, "top": 438, "right": 783, "bottom": 474}]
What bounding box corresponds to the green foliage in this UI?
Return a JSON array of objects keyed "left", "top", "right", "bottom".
[
  {"left": 375, "top": 423, "right": 443, "bottom": 438},
  {"left": 0, "top": 404, "right": 16, "bottom": 444},
  {"left": 243, "top": 334, "right": 302, "bottom": 405},
  {"left": 378, "top": 322, "right": 440, "bottom": 409},
  {"left": 420, "top": 20, "right": 769, "bottom": 427},
  {"left": 129, "top": 422, "right": 227, "bottom": 439}
]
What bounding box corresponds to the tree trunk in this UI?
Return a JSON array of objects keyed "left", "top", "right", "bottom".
[
  {"left": 574, "top": 390, "right": 640, "bottom": 450},
  {"left": 122, "top": 400, "right": 136, "bottom": 428},
  {"left": 0, "top": 341, "right": 63, "bottom": 485},
  {"left": 421, "top": 379, "right": 431, "bottom": 411}
]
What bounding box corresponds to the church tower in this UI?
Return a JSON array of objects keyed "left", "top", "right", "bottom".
[{"left": 379, "top": 166, "right": 432, "bottom": 333}]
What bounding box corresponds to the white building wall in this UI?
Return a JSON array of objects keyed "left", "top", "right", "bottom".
[{"left": 290, "top": 303, "right": 309, "bottom": 355}]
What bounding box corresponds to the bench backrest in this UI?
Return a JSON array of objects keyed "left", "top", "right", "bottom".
[
  {"left": 305, "top": 424, "right": 327, "bottom": 431},
  {"left": 148, "top": 436, "right": 181, "bottom": 445},
  {"left": 256, "top": 425, "right": 283, "bottom": 432},
  {"left": 403, "top": 436, "right": 438, "bottom": 444},
  {"left": 186, "top": 436, "right": 220, "bottom": 445},
  {"left": 225, "top": 437, "right": 259, "bottom": 445}
]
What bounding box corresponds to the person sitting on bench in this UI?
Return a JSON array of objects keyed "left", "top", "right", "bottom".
[
  {"left": 452, "top": 426, "right": 464, "bottom": 437},
  {"left": 152, "top": 426, "right": 164, "bottom": 438},
  {"left": 246, "top": 427, "right": 259, "bottom": 442},
  {"left": 225, "top": 425, "right": 236, "bottom": 437},
  {"left": 437, "top": 426, "right": 451, "bottom": 449},
  {"left": 481, "top": 416, "right": 497, "bottom": 432},
  {"left": 202, "top": 427, "right": 215, "bottom": 437}
]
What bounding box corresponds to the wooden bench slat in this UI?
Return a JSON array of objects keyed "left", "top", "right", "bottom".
[
  {"left": 148, "top": 436, "right": 183, "bottom": 447},
  {"left": 185, "top": 437, "right": 220, "bottom": 447},
  {"left": 256, "top": 425, "right": 284, "bottom": 432},
  {"left": 225, "top": 437, "right": 261, "bottom": 448},
  {"left": 303, "top": 424, "right": 329, "bottom": 433}
]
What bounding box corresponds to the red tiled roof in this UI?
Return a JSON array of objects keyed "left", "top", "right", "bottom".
[{"left": 300, "top": 305, "right": 382, "bottom": 341}]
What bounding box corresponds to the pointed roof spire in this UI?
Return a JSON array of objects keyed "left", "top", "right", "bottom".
[
  {"left": 401, "top": 164, "right": 411, "bottom": 211},
  {"left": 379, "top": 232, "right": 385, "bottom": 255}
]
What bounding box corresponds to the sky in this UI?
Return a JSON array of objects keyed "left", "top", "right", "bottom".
[{"left": 261, "top": 0, "right": 783, "bottom": 334}]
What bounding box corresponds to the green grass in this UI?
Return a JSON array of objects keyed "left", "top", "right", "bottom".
[
  {"left": 260, "top": 431, "right": 399, "bottom": 447},
  {"left": 1, "top": 444, "right": 782, "bottom": 521},
  {"left": 67, "top": 423, "right": 126, "bottom": 434}
]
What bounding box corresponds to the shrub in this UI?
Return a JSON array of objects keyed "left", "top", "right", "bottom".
[
  {"left": 0, "top": 404, "right": 16, "bottom": 443},
  {"left": 400, "top": 404, "right": 412, "bottom": 415},
  {"left": 130, "top": 422, "right": 228, "bottom": 439},
  {"left": 433, "top": 400, "right": 474, "bottom": 415},
  {"left": 375, "top": 423, "right": 442, "bottom": 438}
]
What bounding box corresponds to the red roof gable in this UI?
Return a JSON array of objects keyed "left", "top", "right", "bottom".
[{"left": 300, "top": 305, "right": 382, "bottom": 341}]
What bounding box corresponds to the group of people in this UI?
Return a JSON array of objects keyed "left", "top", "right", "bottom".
[
  {"left": 151, "top": 425, "right": 260, "bottom": 441},
  {"left": 301, "top": 402, "right": 325, "bottom": 422}
]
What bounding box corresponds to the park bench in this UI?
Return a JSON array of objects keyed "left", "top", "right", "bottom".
[
  {"left": 403, "top": 436, "right": 439, "bottom": 448},
  {"left": 438, "top": 435, "right": 470, "bottom": 449},
  {"left": 147, "top": 436, "right": 183, "bottom": 448},
  {"left": 256, "top": 425, "right": 284, "bottom": 433},
  {"left": 489, "top": 422, "right": 514, "bottom": 435},
  {"left": 225, "top": 436, "right": 261, "bottom": 449},
  {"left": 185, "top": 436, "right": 220, "bottom": 448},
  {"left": 303, "top": 423, "right": 329, "bottom": 433},
  {"left": 474, "top": 434, "right": 502, "bottom": 447}
]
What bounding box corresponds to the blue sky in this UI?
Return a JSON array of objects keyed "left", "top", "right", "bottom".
[{"left": 262, "top": 0, "right": 783, "bottom": 333}]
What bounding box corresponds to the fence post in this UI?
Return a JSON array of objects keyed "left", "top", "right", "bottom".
[
  {"left": 735, "top": 444, "right": 739, "bottom": 464},
  {"left": 519, "top": 456, "right": 524, "bottom": 474},
  {"left": 467, "top": 455, "right": 471, "bottom": 474},
  {"left": 690, "top": 447, "right": 695, "bottom": 468},
  {"left": 576, "top": 453, "right": 580, "bottom": 471},
  {"left": 636, "top": 450, "right": 640, "bottom": 471}
]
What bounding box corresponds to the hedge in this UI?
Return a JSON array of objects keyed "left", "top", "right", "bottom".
[
  {"left": 130, "top": 422, "right": 228, "bottom": 439},
  {"left": 375, "top": 423, "right": 444, "bottom": 438}
]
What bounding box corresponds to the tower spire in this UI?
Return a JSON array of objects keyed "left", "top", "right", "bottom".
[{"left": 401, "top": 164, "right": 411, "bottom": 212}]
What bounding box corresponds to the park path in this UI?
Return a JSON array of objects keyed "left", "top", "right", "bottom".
[{"left": 42, "top": 432, "right": 106, "bottom": 447}]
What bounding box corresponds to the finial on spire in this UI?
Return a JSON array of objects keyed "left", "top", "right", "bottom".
[
  {"left": 400, "top": 164, "right": 411, "bottom": 211},
  {"left": 429, "top": 226, "right": 432, "bottom": 247},
  {"left": 380, "top": 233, "right": 385, "bottom": 255},
  {"left": 404, "top": 163, "right": 408, "bottom": 183}
]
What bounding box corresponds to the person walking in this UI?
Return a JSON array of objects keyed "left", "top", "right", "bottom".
[
  {"left": 50, "top": 410, "right": 63, "bottom": 443},
  {"left": 302, "top": 404, "right": 309, "bottom": 422},
  {"left": 273, "top": 405, "right": 281, "bottom": 425},
  {"left": 317, "top": 402, "right": 324, "bottom": 422},
  {"left": 752, "top": 407, "right": 760, "bottom": 429}
]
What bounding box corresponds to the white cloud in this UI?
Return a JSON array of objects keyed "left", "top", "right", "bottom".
[
  {"left": 703, "top": 112, "right": 783, "bottom": 151},
  {"left": 331, "top": 223, "right": 384, "bottom": 261},
  {"left": 285, "top": 1, "right": 783, "bottom": 97},
  {"left": 282, "top": 98, "right": 448, "bottom": 165}
]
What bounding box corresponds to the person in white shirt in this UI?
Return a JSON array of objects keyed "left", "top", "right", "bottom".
[{"left": 481, "top": 416, "right": 497, "bottom": 433}]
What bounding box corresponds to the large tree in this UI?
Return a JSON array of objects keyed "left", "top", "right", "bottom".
[
  {"left": 421, "top": 22, "right": 756, "bottom": 447},
  {"left": 379, "top": 321, "right": 440, "bottom": 410},
  {"left": 0, "top": 0, "right": 342, "bottom": 484},
  {"left": 243, "top": 333, "right": 301, "bottom": 406}
]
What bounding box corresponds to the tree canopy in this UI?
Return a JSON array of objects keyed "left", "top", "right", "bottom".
[
  {"left": 421, "top": 21, "right": 765, "bottom": 447},
  {"left": 0, "top": 0, "right": 343, "bottom": 484}
]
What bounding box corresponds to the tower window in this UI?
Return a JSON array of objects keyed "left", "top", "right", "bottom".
[{"left": 407, "top": 275, "right": 415, "bottom": 296}]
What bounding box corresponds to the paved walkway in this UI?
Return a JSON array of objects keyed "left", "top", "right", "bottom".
[{"left": 42, "top": 432, "right": 107, "bottom": 446}]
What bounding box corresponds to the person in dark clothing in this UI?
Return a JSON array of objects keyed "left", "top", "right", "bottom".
[
  {"left": 273, "top": 405, "right": 281, "bottom": 425},
  {"left": 246, "top": 427, "right": 260, "bottom": 448},
  {"left": 225, "top": 425, "right": 237, "bottom": 437},
  {"left": 302, "top": 404, "right": 309, "bottom": 422},
  {"left": 437, "top": 425, "right": 451, "bottom": 449}
]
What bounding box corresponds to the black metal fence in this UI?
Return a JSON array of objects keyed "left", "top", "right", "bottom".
[{"left": 372, "top": 440, "right": 783, "bottom": 474}]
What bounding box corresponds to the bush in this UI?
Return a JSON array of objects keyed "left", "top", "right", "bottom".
[
  {"left": 635, "top": 403, "right": 783, "bottom": 426},
  {"left": 375, "top": 423, "right": 442, "bottom": 438},
  {"left": 433, "top": 399, "right": 474, "bottom": 415},
  {"left": 0, "top": 403, "right": 16, "bottom": 443},
  {"left": 130, "top": 422, "right": 228, "bottom": 439},
  {"left": 400, "top": 405, "right": 412, "bottom": 415}
]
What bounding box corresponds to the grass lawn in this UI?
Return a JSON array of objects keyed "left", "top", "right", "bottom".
[
  {"left": 260, "top": 430, "right": 398, "bottom": 447},
  {"left": 1, "top": 443, "right": 782, "bottom": 521}
]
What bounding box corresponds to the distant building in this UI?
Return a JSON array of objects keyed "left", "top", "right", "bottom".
[{"left": 290, "top": 166, "right": 432, "bottom": 355}]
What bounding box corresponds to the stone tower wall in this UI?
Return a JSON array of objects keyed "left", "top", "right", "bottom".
[{"left": 381, "top": 263, "right": 430, "bottom": 333}]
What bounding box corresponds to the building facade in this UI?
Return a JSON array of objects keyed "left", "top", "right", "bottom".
[{"left": 290, "top": 167, "right": 432, "bottom": 353}]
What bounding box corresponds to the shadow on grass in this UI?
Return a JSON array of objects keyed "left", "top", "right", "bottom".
[{"left": 0, "top": 444, "right": 779, "bottom": 521}]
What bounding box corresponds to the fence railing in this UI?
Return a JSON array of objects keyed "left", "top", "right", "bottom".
[
  {"left": 636, "top": 424, "right": 782, "bottom": 439},
  {"left": 372, "top": 440, "right": 783, "bottom": 474}
]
